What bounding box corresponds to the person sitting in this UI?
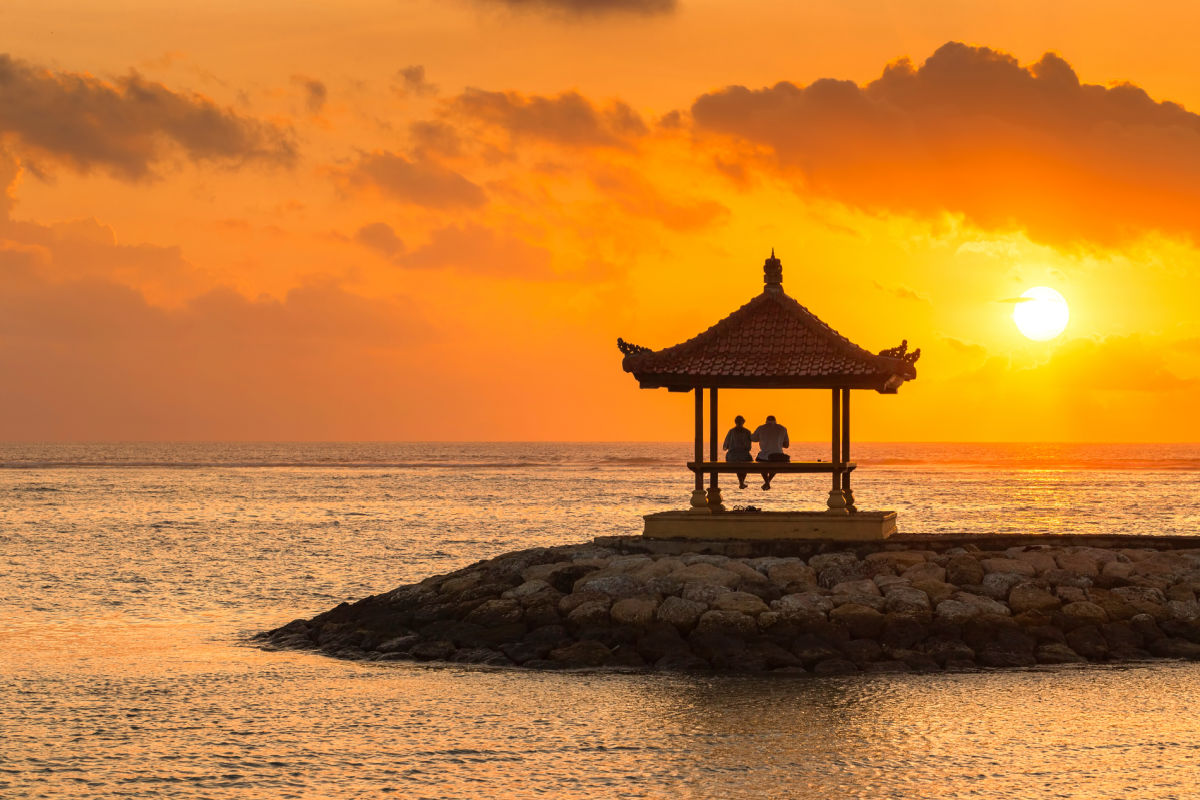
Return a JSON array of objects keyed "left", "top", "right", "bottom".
[
  {"left": 751, "top": 415, "right": 790, "bottom": 490},
  {"left": 722, "top": 415, "right": 753, "bottom": 488}
]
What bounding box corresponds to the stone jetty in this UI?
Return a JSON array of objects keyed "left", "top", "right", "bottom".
[{"left": 258, "top": 537, "right": 1200, "bottom": 673}]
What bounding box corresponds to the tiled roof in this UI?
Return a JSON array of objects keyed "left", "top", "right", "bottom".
[{"left": 619, "top": 254, "right": 919, "bottom": 392}]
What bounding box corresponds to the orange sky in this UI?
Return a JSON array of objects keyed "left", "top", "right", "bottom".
[{"left": 3, "top": 0, "right": 1200, "bottom": 441}]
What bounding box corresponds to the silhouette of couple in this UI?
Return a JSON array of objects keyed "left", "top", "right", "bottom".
[{"left": 722, "top": 415, "right": 790, "bottom": 490}]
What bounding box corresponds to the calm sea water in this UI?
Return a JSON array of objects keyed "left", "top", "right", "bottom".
[{"left": 4, "top": 442, "right": 1200, "bottom": 799}]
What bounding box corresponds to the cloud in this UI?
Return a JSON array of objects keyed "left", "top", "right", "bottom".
[
  {"left": 355, "top": 221, "right": 404, "bottom": 258},
  {"left": 589, "top": 165, "right": 728, "bottom": 230},
  {"left": 409, "top": 120, "right": 462, "bottom": 158},
  {"left": 451, "top": 88, "right": 647, "bottom": 149},
  {"left": 291, "top": 75, "right": 327, "bottom": 113},
  {"left": 689, "top": 42, "right": 1200, "bottom": 246},
  {"left": 478, "top": 0, "right": 675, "bottom": 16},
  {"left": 341, "top": 150, "right": 486, "bottom": 208},
  {"left": 0, "top": 53, "right": 296, "bottom": 180},
  {"left": 402, "top": 222, "right": 554, "bottom": 278},
  {"left": 396, "top": 65, "right": 437, "bottom": 97},
  {"left": 872, "top": 280, "right": 930, "bottom": 303}
]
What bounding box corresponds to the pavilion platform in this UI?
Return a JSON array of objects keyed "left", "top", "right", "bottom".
[{"left": 642, "top": 510, "right": 897, "bottom": 541}]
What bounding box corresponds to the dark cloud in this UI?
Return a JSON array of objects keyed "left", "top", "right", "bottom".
[
  {"left": 402, "top": 222, "right": 554, "bottom": 278},
  {"left": 396, "top": 65, "right": 437, "bottom": 97},
  {"left": 409, "top": 120, "right": 462, "bottom": 158},
  {"left": 451, "top": 89, "right": 647, "bottom": 148},
  {"left": 480, "top": 0, "right": 675, "bottom": 16},
  {"left": 690, "top": 42, "right": 1200, "bottom": 245},
  {"left": 342, "top": 151, "right": 486, "bottom": 208},
  {"left": 0, "top": 53, "right": 297, "bottom": 180},
  {"left": 291, "top": 75, "right": 327, "bottom": 113},
  {"left": 355, "top": 221, "right": 404, "bottom": 258}
]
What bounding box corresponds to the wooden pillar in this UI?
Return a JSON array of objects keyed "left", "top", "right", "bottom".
[
  {"left": 690, "top": 387, "right": 710, "bottom": 513},
  {"left": 827, "top": 387, "right": 848, "bottom": 514},
  {"left": 842, "top": 388, "right": 856, "bottom": 512},
  {"left": 707, "top": 387, "right": 723, "bottom": 511}
]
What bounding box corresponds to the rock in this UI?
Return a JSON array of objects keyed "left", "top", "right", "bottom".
[
  {"left": 910, "top": 579, "right": 956, "bottom": 606},
  {"left": 375, "top": 634, "right": 420, "bottom": 654},
  {"left": 558, "top": 591, "right": 610, "bottom": 615},
  {"left": 1043, "top": 569, "right": 1093, "bottom": 589},
  {"left": 1111, "top": 586, "right": 1169, "bottom": 619},
  {"left": 440, "top": 572, "right": 484, "bottom": 596},
  {"left": 464, "top": 598, "right": 523, "bottom": 626},
  {"left": 981, "top": 572, "right": 1028, "bottom": 600},
  {"left": 723, "top": 560, "right": 769, "bottom": 585},
  {"left": 681, "top": 582, "right": 733, "bottom": 605},
  {"left": 573, "top": 573, "right": 645, "bottom": 598},
  {"left": 830, "top": 603, "right": 886, "bottom": 638},
  {"left": 884, "top": 587, "right": 932, "bottom": 619},
  {"left": 767, "top": 562, "right": 817, "bottom": 587},
  {"left": 634, "top": 626, "right": 691, "bottom": 662},
  {"left": 550, "top": 640, "right": 612, "bottom": 667},
  {"left": 923, "top": 638, "right": 975, "bottom": 666},
  {"left": 696, "top": 610, "right": 757, "bottom": 638},
  {"left": 1060, "top": 601, "right": 1109, "bottom": 626},
  {"left": 1100, "top": 622, "right": 1143, "bottom": 652},
  {"left": 1008, "top": 549, "right": 1058, "bottom": 574},
  {"left": 946, "top": 555, "right": 985, "bottom": 586},
  {"left": 935, "top": 599, "right": 981, "bottom": 625},
  {"left": 610, "top": 597, "right": 659, "bottom": 627},
  {"left": 975, "top": 627, "right": 1037, "bottom": 668},
  {"left": 1065, "top": 626, "right": 1108, "bottom": 660},
  {"left": 522, "top": 600, "right": 562, "bottom": 628},
  {"left": 503, "top": 579, "right": 555, "bottom": 600},
  {"left": 711, "top": 591, "right": 769, "bottom": 615},
  {"left": 688, "top": 631, "right": 748, "bottom": 669},
  {"left": 831, "top": 593, "right": 886, "bottom": 612},
  {"left": 812, "top": 658, "right": 859, "bottom": 674},
  {"left": 1167, "top": 600, "right": 1200, "bottom": 621},
  {"left": 1055, "top": 586, "right": 1088, "bottom": 604},
  {"left": 410, "top": 639, "right": 455, "bottom": 661},
  {"left": 523, "top": 562, "right": 598, "bottom": 593},
  {"left": 865, "top": 551, "right": 927, "bottom": 573},
  {"left": 980, "top": 558, "right": 1037, "bottom": 577},
  {"left": 1167, "top": 584, "right": 1198, "bottom": 603},
  {"left": 656, "top": 596, "right": 707, "bottom": 632},
  {"left": 1086, "top": 589, "right": 1139, "bottom": 622},
  {"left": 1036, "top": 643, "right": 1086, "bottom": 664},
  {"left": 1008, "top": 584, "right": 1061, "bottom": 615},
  {"left": 500, "top": 640, "right": 548, "bottom": 664},
  {"left": 1102, "top": 561, "right": 1135, "bottom": 582},
  {"left": 819, "top": 563, "right": 866, "bottom": 589},
  {"left": 566, "top": 600, "right": 611, "bottom": 628},
  {"left": 842, "top": 638, "right": 884, "bottom": 665},
  {"left": 880, "top": 615, "right": 928, "bottom": 649},
  {"left": 902, "top": 562, "right": 947, "bottom": 583},
  {"left": 1056, "top": 551, "right": 1100, "bottom": 578},
  {"left": 832, "top": 579, "right": 880, "bottom": 597},
  {"left": 776, "top": 592, "right": 833, "bottom": 620},
  {"left": 655, "top": 653, "right": 710, "bottom": 671},
  {"left": 670, "top": 563, "right": 742, "bottom": 588},
  {"left": 953, "top": 592, "right": 1012, "bottom": 616},
  {"left": 1150, "top": 638, "right": 1200, "bottom": 659},
  {"left": 680, "top": 553, "right": 729, "bottom": 566},
  {"left": 747, "top": 640, "right": 803, "bottom": 669},
  {"left": 1130, "top": 613, "right": 1164, "bottom": 643},
  {"left": 809, "top": 552, "right": 858, "bottom": 573},
  {"left": 874, "top": 574, "right": 911, "bottom": 592}
]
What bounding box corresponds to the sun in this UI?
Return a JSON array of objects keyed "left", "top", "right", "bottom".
[{"left": 1013, "top": 286, "right": 1069, "bottom": 341}]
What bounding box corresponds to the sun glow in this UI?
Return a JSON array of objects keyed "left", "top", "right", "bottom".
[{"left": 1013, "top": 287, "right": 1070, "bottom": 341}]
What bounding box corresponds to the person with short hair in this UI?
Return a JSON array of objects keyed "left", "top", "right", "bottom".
[
  {"left": 751, "top": 415, "right": 790, "bottom": 490},
  {"left": 722, "top": 415, "right": 753, "bottom": 489}
]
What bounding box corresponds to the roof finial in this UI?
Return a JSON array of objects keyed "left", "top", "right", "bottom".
[{"left": 764, "top": 249, "right": 782, "bottom": 292}]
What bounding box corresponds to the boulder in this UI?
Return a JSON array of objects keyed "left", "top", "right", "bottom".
[
  {"left": 502, "top": 579, "right": 555, "bottom": 600},
  {"left": 842, "top": 638, "right": 884, "bottom": 665},
  {"left": 1167, "top": 600, "right": 1200, "bottom": 622},
  {"left": 884, "top": 587, "right": 933, "bottom": 619},
  {"left": 776, "top": 592, "right": 833, "bottom": 620},
  {"left": 558, "top": 591, "right": 610, "bottom": 615},
  {"left": 573, "top": 573, "right": 645, "bottom": 598},
  {"left": 681, "top": 582, "right": 733, "bottom": 605},
  {"left": 830, "top": 603, "right": 886, "bottom": 638},
  {"left": 767, "top": 561, "right": 818, "bottom": 587},
  {"left": 874, "top": 574, "right": 912, "bottom": 592},
  {"left": 610, "top": 597, "right": 659, "bottom": 627},
  {"left": 1056, "top": 551, "right": 1100, "bottom": 578},
  {"left": 464, "top": 598, "right": 523, "bottom": 626},
  {"left": 1150, "top": 638, "right": 1200, "bottom": 659},
  {"left": 911, "top": 579, "right": 956, "bottom": 606},
  {"left": 923, "top": 638, "right": 975, "bottom": 666},
  {"left": 902, "top": 562, "right": 947, "bottom": 584},
  {"left": 1008, "top": 583, "right": 1061, "bottom": 615},
  {"left": 791, "top": 636, "right": 843, "bottom": 666},
  {"left": 636, "top": 626, "right": 692, "bottom": 662},
  {"left": 935, "top": 599, "right": 981, "bottom": 625},
  {"left": 1036, "top": 643, "right": 1086, "bottom": 664},
  {"left": 832, "top": 579, "right": 880, "bottom": 597},
  {"left": 566, "top": 600, "right": 611, "bottom": 628},
  {"left": 1065, "top": 626, "right": 1108, "bottom": 660},
  {"left": 656, "top": 596, "right": 706, "bottom": 632},
  {"left": 809, "top": 552, "right": 859, "bottom": 573},
  {"left": 688, "top": 630, "right": 750, "bottom": 669},
  {"left": 1008, "top": 549, "right": 1058, "bottom": 574},
  {"left": 670, "top": 563, "right": 742, "bottom": 588},
  {"left": 831, "top": 593, "right": 887, "bottom": 612},
  {"left": 696, "top": 610, "right": 758, "bottom": 638},
  {"left": 550, "top": 640, "right": 612, "bottom": 667},
  {"left": 980, "top": 558, "right": 1037, "bottom": 577},
  {"left": 1111, "top": 586, "right": 1169, "bottom": 619},
  {"left": 981, "top": 572, "right": 1028, "bottom": 600},
  {"left": 1059, "top": 601, "right": 1109, "bottom": 626},
  {"left": 865, "top": 550, "right": 927, "bottom": 573},
  {"left": 945, "top": 555, "right": 985, "bottom": 586},
  {"left": 711, "top": 591, "right": 770, "bottom": 616}
]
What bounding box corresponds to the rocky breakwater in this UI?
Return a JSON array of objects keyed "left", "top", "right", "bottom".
[{"left": 258, "top": 542, "right": 1200, "bottom": 673}]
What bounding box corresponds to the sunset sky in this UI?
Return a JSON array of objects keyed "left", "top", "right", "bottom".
[{"left": 4, "top": 0, "right": 1200, "bottom": 442}]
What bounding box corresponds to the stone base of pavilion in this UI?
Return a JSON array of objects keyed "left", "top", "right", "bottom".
[{"left": 642, "top": 510, "right": 897, "bottom": 542}]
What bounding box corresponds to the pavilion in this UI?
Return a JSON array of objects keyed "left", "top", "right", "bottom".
[{"left": 617, "top": 251, "right": 920, "bottom": 540}]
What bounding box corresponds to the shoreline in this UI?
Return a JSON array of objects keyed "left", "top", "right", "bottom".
[{"left": 258, "top": 535, "right": 1200, "bottom": 674}]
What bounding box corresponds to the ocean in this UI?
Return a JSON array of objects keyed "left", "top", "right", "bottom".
[{"left": 3, "top": 442, "right": 1200, "bottom": 798}]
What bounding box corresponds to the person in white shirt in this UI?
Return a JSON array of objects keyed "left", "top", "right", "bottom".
[{"left": 751, "top": 415, "right": 790, "bottom": 490}]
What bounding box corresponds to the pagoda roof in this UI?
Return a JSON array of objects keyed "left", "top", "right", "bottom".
[{"left": 618, "top": 252, "right": 919, "bottom": 393}]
